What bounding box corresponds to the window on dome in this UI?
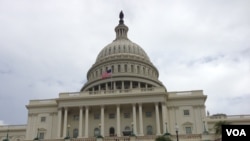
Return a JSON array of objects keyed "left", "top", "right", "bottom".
[
  {"left": 125, "top": 64, "right": 127, "bottom": 72},
  {"left": 112, "top": 65, "right": 114, "bottom": 73},
  {"left": 137, "top": 66, "right": 140, "bottom": 74},
  {"left": 131, "top": 65, "right": 134, "bottom": 72},
  {"left": 118, "top": 65, "right": 121, "bottom": 72},
  {"left": 100, "top": 69, "right": 102, "bottom": 75}
]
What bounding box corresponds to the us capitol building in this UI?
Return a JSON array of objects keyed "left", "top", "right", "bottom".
[{"left": 0, "top": 11, "right": 249, "bottom": 141}]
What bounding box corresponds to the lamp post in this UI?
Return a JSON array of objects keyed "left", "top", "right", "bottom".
[
  {"left": 3, "top": 129, "right": 9, "bottom": 141},
  {"left": 163, "top": 122, "right": 171, "bottom": 136},
  {"left": 175, "top": 124, "right": 179, "bottom": 141}
]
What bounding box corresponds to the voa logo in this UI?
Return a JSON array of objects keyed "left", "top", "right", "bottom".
[{"left": 226, "top": 129, "right": 246, "bottom": 136}]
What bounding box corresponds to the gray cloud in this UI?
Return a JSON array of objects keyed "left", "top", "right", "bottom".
[{"left": 0, "top": 0, "right": 249, "bottom": 124}]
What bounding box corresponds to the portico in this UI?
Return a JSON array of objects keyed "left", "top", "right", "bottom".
[{"left": 56, "top": 99, "right": 167, "bottom": 138}]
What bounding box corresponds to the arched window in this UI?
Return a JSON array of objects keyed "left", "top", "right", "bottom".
[
  {"left": 73, "top": 128, "right": 78, "bottom": 138},
  {"left": 146, "top": 125, "right": 153, "bottom": 135},
  {"left": 94, "top": 128, "right": 100, "bottom": 137},
  {"left": 125, "top": 126, "right": 130, "bottom": 131}
]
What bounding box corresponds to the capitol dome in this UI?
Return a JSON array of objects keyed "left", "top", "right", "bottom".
[
  {"left": 80, "top": 11, "right": 165, "bottom": 92},
  {"left": 96, "top": 39, "right": 150, "bottom": 63}
]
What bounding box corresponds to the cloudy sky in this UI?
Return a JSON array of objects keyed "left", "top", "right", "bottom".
[{"left": 0, "top": 0, "right": 249, "bottom": 125}]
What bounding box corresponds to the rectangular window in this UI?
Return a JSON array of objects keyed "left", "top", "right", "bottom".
[
  {"left": 131, "top": 65, "right": 134, "bottom": 72},
  {"left": 109, "top": 113, "right": 115, "bottom": 119},
  {"left": 184, "top": 110, "right": 190, "bottom": 116},
  {"left": 39, "top": 132, "right": 45, "bottom": 139},
  {"left": 94, "top": 113, "right": 100, "bottom": 119},
  {"left": 145, "top": 112, "right": 152, "bottom": 117},
  {"left": 73, "top": 115, "right": 79, "bottom": 121},
  {"left": 124, "top": 113, "right": 130, "bottom": 118},
  {"left": 41, "top": 117, "right": 46, "bottom": 122},
  {"left": 125, "top": 64, "right": 127, "bottom": 72},
  {"left": 118, "top": 65, "right": 121, "bottom": 72},
  {"left": 185, "top": 127, "right": 192, "bottom": 134}
]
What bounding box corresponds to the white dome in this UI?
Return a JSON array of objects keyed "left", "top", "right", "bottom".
[{"left": 96, "top": 39, "right": 150, "bottom": 63}]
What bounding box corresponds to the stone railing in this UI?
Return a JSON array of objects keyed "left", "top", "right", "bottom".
[
  {"left": 0, "top": 124, "right": 26, "bottom": 130},
  {"left": 60, "top": 87, "right": 166, "bottom": 98},
  {"left": 208, "top": 114, "right": 250, "bottom": 120},
  {"left": 24, "top": 134, "right": 203, "bottom": 141}
]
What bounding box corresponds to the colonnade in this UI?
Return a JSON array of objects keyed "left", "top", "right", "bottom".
[
  {"left": 57, "top": 103, "right": 168, "bottom": 138},
  {"left": 90, "top": 80, "right": 152, "bottom": 92}
]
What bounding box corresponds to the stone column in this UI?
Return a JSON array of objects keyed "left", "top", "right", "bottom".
[
  {"left": 63, "top": 107, "right": 68, "bottom": 137},
  {"left": 132, "top": 104, "right": 137, "bottom": 135},
  {"left": 57, "top": 108, "right": 62, "bottom": 138},
  {"left": 155, "top": 103, "right": 161, "bottom": 135},
  {"left": 130, "top": 81, "right": 133, "bottom": 89},
  {"left": 161, "top": 103, "right": 167, "bottom": 133},
  {"left": 85, "top": 106, "right": 89, "bottom": 138},
  {"left": 139, "top": 103, "right": 144, "bottom": 136},
  {"left": 114, "top": 81, "right": 116, "bottom": 90},
  {"left": 79, "top": 106, "right": 83, "bottom": 138},
  {"left": 122, "top": 81, "right": 124, "bottom": 90},
  {"left": 116, "top": 105, "right": 121, "bottom": 137},
  {"left": 101, "top": 105, "right": 105, "bottom": 136}
]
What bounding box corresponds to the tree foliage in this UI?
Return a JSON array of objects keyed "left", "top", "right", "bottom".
[
  {"left": 155, "top": 136, "right": 172, "bottom": 141},
  {"left": 214, "top": 120, "right": 230, "bottom": 135}
]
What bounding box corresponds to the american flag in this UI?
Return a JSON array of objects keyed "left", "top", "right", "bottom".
[{"left": 101, "top": 69, "right": 112, "bottom": 79}]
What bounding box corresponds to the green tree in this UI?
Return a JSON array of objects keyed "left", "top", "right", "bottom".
[
  {"left": 155, "top": 136, "right": 172, "bottom": 141},
  {"left": 214, "top": 120, "right": 230, "bottom": 135}
]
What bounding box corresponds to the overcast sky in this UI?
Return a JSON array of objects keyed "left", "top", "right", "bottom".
[{"left": 0, "top": 0, "right": 249, "bottom": 125}]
